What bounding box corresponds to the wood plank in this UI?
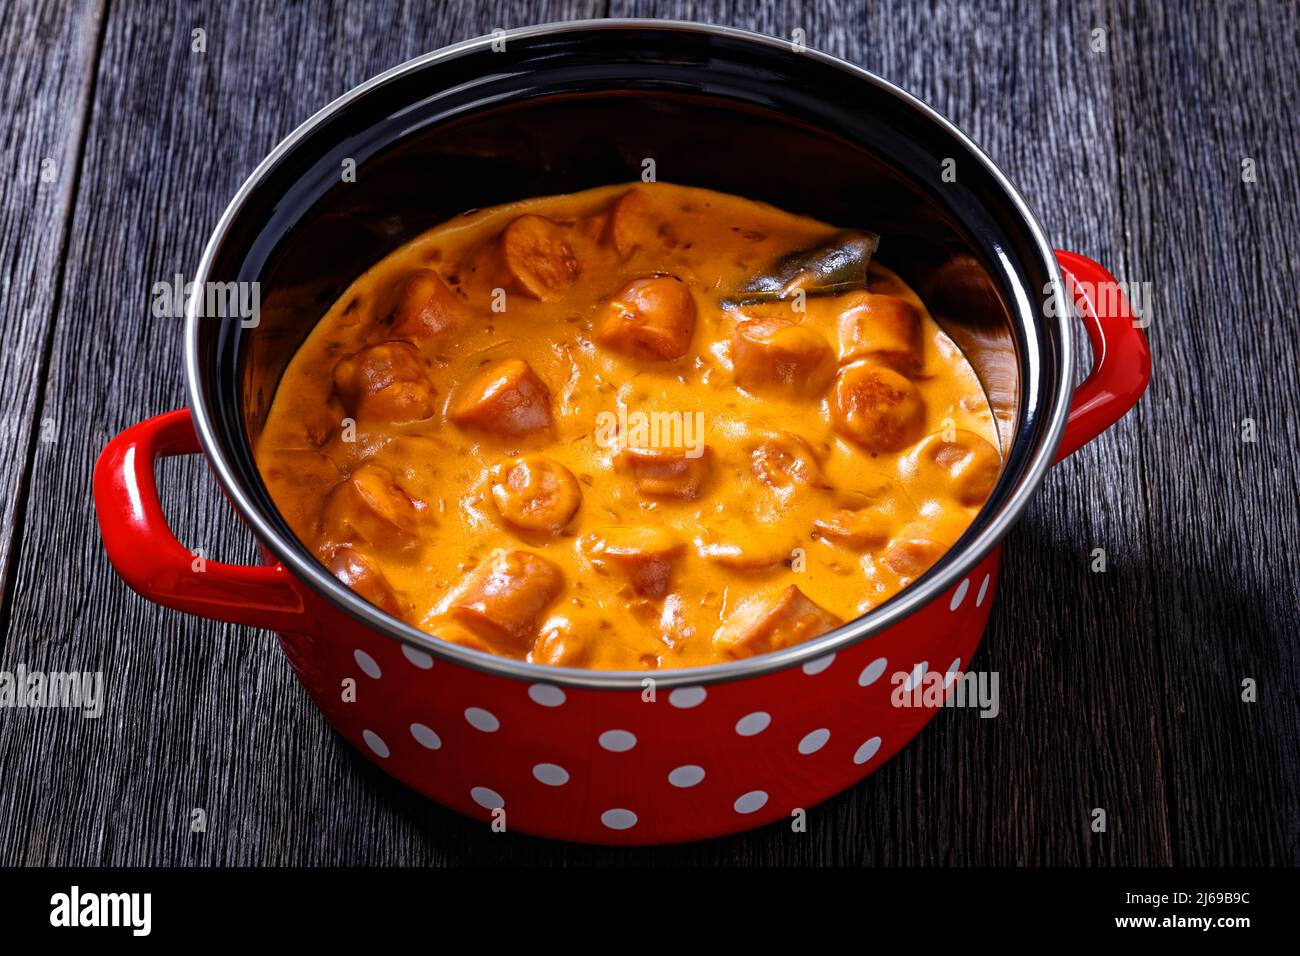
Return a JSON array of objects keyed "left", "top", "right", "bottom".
[
  {"left": 0, "top": 0, "right": 105, "bottom": 625},
  {"left": 1108, "top": 0, "right": 1300, "bottom": 864}
]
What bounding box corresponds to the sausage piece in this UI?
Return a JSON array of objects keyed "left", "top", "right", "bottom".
[
  {"left": 747, "top": 431, "right": 831, "bottom": 491},
  {"left": 615, "top": 445, "right": 712, "bottom": 500},
  {"left": 447, "top": 550, "right": 565, "bottom": 652},
  {"left": 584, "top": 526, "right": 685, "bottom": 598},
  {"left": 424, "top": 618, "right": 494, "bottom": 654},
  {"left": 830, "top": 360, "right": 925, "bottom": 452},
  {"left": 327, "top": 546, "right": 404, "bottom": 619},
  {"left": 879, "top": 514, "right": 969, "bottom": 582},
  {"left": 448, "top": 358, "right": 552, "bottom": 436},
  {"left": 696, "top": 536, "right": 792, "bottom": 572},
  {"left": 904, "top": 429, "right": 1001, "bottom": 506},
  {"left": 501, "top": 214, "right": 580, "bottom": 300},
  {"left": 333, "top": 340, "right": 437, "bottom": 423},
  {"left": 604, "top": 187, "right": 660, "bottom": 256},
  {"left": 489, "top": 454, "right": 582, "bottom": 534},
  {"left": 731, "top": 317, "right": 837, "bottom": 397},
  {"left": 813, "top": 508, "right": 892, "bottom": 551},
  {"left": 388, "top": 269, "right": 469, "bottom": 341},
  {"left": 713, "top": 585, "right": 842, "bottom": 659},
  {"left": 532, "top": 617, "right": 594, "bottom": 666},
  {"left": 596, "top": 275, "right": 696, "bottom": 361},
  {"left": 836, "top": 291, "right": 923, "bottom": 371},
  {"left": 322, "top": 462, "right": 421, "bottom": 551}
]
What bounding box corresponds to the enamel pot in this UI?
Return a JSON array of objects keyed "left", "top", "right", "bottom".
[{"left": 93, "top": 20, "right": 1150, "bottom": 844}]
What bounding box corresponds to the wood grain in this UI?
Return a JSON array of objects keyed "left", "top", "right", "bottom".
[
  {"left": 0, "top": 0, "right": 1295, "bottom": 866},
  {"left": 0, "top": 0, "right": 105, "bottom": 630},
  {"left": 1107, "top": 0, "right": 1300, "bottom": 864}
]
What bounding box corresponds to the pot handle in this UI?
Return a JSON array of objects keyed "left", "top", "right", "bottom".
[
  {"left": 93, "top": 409, "right": 308, "bottom": 631},
  {"left": 1052, "top": 250, "right": 1152, "bottom": 462}
]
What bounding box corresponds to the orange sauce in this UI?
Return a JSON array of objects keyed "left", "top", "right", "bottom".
[{"left": 254, "top": 183, "right": 1001, "bottom": 669}]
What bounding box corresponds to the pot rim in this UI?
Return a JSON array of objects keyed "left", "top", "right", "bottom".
[{"left": 184, "top": 17, "right": 1072, "bottom": 690}]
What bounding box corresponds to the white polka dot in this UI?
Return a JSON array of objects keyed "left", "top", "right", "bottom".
[
  {"left": 976, "top": 573, "right": 991, "bottom": 607},
  {"left": 944, "top": 658, "right": 962, "bottom": 688},
  {"left": 802, "top": 652, "right": 835, "bottom": 675},
  {"left": 949, "top": 577, "right": 970, "bottom": 611},
  {"left": 528, "top": 683, "right": 566, "bottom": 707},
  {"left": 734, "top": 790, "right": 768, "bottom": 814},
  {"left": 362, "top": 730, "right": 389, "bottom": 758},
  {"left": 402, "top": 645, "right": 434, "bottom": 669},
  {"left": 353, "top": 649, "right": 381, "bottom": 679},
  {"left": 858, "top": 657, "right": 888, "bottom": 687},
  {"left": 464, "top": 707, "right": 499, "bottom": 732},
  {"left": 409, "top": 723, "right": 441, "bottom": 750},
  {"left": 903, "top": 661, "right": 928, "bottom": 692},
  {"left": 853, "top": 736, "right": 882, "bottom": 765},
  {"left": 598, "top": 729, "right": 636, "bottom": 752},
  {"left": 471, "top": 786, "right": 503, "bottom": 809},
  {"left": 532, "top": 763, "right": 569, "bottom": 786},
  {"left": 601, "top": 808, "right": 637, "bottom": 830},
  {"left": 735, "top": 711, "right": 771, "bottom": 736},
  {"left": 668, "top": 686, "right": 707, "bottom": 708},
  {"left": 798, "top": 728, "right": 831, "bottom": 754},
  {"left": 668, "top": 765, "right": 705, "bottom": 788}
]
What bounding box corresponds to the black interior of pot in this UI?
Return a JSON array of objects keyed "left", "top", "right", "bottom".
[{"left": 195, "top": 24, "right": 1063, "bottom": 586}]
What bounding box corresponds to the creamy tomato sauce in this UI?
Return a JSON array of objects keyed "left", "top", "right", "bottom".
[{"left": 254, "top": 182, "right": 1001, "bottom": 670}]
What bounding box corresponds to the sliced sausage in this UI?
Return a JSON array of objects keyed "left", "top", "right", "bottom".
[
  {"left": 604, "top": 187, "right": 659, "bottom": 256},
  {"left": 731, "top": 317, "right": 837, "bottom": 397},
  {"left": 447, "top": 550, "right": 564, "bottom": 652},
  {"left": 713, "top": 585, "right": 842, "bottom": 659},
  {"left": 836, "top": 291, "right": 923, "bottom": 371},
  {"left": 501, "top": 214, "right": 580, "bottom": 300},
  {"left": 830, "top": 360, "right": 925, "bottom": 452},
  {"left": 615, "top": 445, "right": 713, "bottom": 500},
  {"left": 333, "top": 340, "right": 436, "bottom": 423},
  {"left": 747, "top": 431, "right": 831, "bottom": 491},
  {"left": 424, "top": 618, "right": 494, "bottom": 654},
  {"left": 696, "top": 536, "right": 792, "bottom": 572},
  {"left": 585, "top": 526, "right": 685, "bottom": 598},
  {"left": 531, "top": 617, "right": 594, "bottom": 666},
  {"left": 448, "top": 358, "right": 552, "bottom": 436},
  {"left": 880, "top": 514, "right": 968, "bottom": 582},
  {"left": 812, "top": 508, "right": 892, "bottom": 551},
  {"left": 388, "top": 269, "right": 469, "bottom": 341},
  {"left": 904, "top": 429, "right": 1001, "bottom": 506},
  {"left": 327, "top": 546, "right": 403, "bottom": 619},
  {"left": 596, "top": 274, "right": 697, "bottom": 361},
  {"left": 880, "top": 537, "right": 947, "bottom": 581},
  {"left": 489, "top": 454, "right": 581, "bottom": 534},
  {"left": 322, "top": 462, "right": 421, "bottom": 551}
]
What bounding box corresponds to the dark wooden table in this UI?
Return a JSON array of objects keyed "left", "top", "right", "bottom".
[{"left": 1, "top": 0, "right": 1296, "bottom": 866}]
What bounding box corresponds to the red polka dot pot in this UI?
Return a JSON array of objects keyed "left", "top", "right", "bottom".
[{"left": 92, "top": 22, "right": 1150, "bottom": 844}]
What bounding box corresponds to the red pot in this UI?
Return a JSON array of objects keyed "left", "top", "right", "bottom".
[{"left": 92, "top": 21, "right": 1150, "bottom": 844}]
